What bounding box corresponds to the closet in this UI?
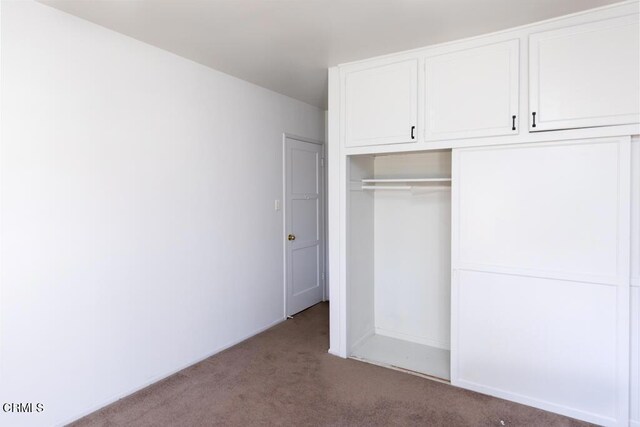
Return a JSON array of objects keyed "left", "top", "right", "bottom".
[
  {"left": 348, "top": 150, "right": 451, "bottom": 380},
  {"left": 328, "top": 2, "right": 639, "bottom": 426}
]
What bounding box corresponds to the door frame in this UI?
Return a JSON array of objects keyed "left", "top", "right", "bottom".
[{"left": 282, "top": 133, "right": 326, "bottom": 318}]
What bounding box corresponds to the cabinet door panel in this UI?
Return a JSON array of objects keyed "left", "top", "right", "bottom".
[
  {"left": 425, "top": 39, "right": 519, "bottom": 140},
  {"left": 529, "top": 15, "right": 640, "bottom": 131},
  {"left": 345, "top": 59, "right": 417, "bottom": 147}
]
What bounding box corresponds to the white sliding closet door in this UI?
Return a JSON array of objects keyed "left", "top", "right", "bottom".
[{"left": 451, "top": 138, "right": 630, "bottom": 426}]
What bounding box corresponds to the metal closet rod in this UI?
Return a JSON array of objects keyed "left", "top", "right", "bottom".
[
  {"left": 361, "top": 185, "right": 412, "bottom": 190},
  {"left": 361, "top": 178, "right": 451, "bottom": 183},
  {"left": 361, "top": 185, "right": 450, "bottom": 191}
]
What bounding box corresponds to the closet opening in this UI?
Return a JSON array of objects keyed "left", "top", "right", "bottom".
[{"left": 347, "top": 149, "right": 452, "bottom": 381}]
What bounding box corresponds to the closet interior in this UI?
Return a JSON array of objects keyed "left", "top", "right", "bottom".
[{"left": 347, "top": 149, "right": 452, "bottom": 380}]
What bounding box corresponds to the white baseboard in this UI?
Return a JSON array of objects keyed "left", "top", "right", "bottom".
[
  {"left": 59, "top": 316, "right": 286, "bottom": 426},
  {"left": 327, "top": 348, "right": 342, "bottom": 357},
  {"left": 452, "top": 378, "right": 621, "bottom": 427}
]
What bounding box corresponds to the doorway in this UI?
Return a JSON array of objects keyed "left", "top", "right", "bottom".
[{"left": 283, "top": 134, "right": 325, "bottom": 316}]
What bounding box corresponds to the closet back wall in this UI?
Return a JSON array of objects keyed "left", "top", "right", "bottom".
[
  {"left": 374, "top": 152, "right": 451, "bottom": 349},
  {"left": 0, "top": 2, "right": 324, "bottom": 426}
]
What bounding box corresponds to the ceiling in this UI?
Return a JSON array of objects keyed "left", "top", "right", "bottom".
[{"left": 39, "top": 0, "right": 621, "bottom": 109}]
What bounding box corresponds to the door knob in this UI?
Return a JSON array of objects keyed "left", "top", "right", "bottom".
[{"left": 288, "top": 234, "right": 296, "bottom": 241}]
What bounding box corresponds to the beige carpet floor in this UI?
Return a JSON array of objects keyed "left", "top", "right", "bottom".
[{"left": 71, "top": 303, "right": 590, "bottom": 426}]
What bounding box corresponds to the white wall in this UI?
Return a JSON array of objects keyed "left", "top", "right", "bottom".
[{"left": 0, "top": 2, "right": 324, "bottom": 426}]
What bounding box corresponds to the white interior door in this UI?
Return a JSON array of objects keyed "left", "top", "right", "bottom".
[
  {"left": 425, "top": 39, "right": 519, "bottom": 140},
  {"left": 285, "top": 136, "right": 324, "bottom": 316},
  {"left": 529, "top": 14, "right": 640, "bottom": 131},
  {"left": 344, "top": 59, "right": 418, "bottom": 147}
]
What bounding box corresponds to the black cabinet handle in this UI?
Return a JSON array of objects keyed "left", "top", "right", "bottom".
[
  {"left": 532, "top": 112, "right": 537, "bottom": 128},
  {"left": 411, "top": 126, "right": 415, "bottom": 140},
  {"left": 512, "top": 115, "right": 516, "bottom": 131}
]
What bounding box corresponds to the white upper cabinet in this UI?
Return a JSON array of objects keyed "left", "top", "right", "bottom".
[
  {"left": 425, "top": 39, "right": 519, "bottom": 140},
  {"left": 529, "top": 14, "right": 640, "bottom": 132},
  {"left": 344, "top": 59, "right": 418, "bottom": 147}
]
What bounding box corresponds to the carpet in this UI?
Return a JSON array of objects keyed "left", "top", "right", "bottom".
[{"left": 70, "top": 303, "right": 590, "bottom": 426}]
